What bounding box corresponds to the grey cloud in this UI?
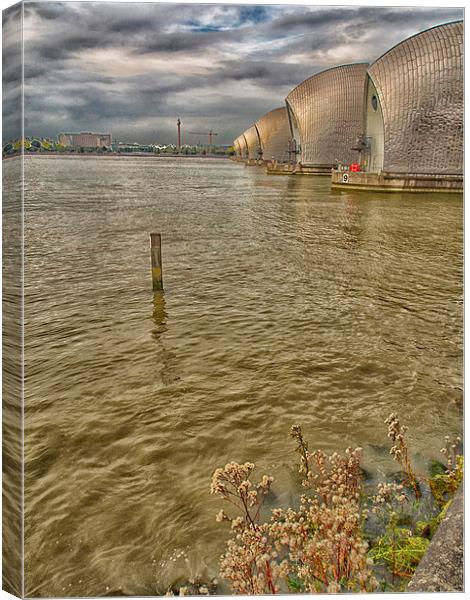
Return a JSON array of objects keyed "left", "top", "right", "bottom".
[
  {"left": 212, "top": 60, "right": 318, "bottom": 92},
  {"left": 270, "top": 6, "right": 462, "bottom": 32},
  {"left": 135, "top": 30, "right": 236, "bottom": 54},
  {"left": 3, "top": 3, "right": 22, "bottom": 139},
  {"left": 6, "top": 2, "right": 464, "bottom": 145},
  {"left": 24, "top": 1, "right": 70, "bottom": 20},
  {"left": 108, "top": 17, "right": 156, "bottom": 34}
]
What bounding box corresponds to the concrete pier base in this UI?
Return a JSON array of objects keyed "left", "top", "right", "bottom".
[
  {"left": 294, "top": 165, "right": 332, "bottom": 175},
  {"left": 331, "top": 170, "right": 463, "bottom": 193},
  {"left": 266, "top": 162, "right": 332, "bottom": 176},
  {"left": 266, "top": 162, "right": 295, "bottom": 175}
]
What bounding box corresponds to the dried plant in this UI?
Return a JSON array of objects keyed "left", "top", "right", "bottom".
[
  {"left": 444, "top": 454, "right": 463, "bottom": 496},
  {"left": 440, "top": 435, "right": 464, "bottom": 497},
  {"left": 440, "top": 435, "right": 462, "bottom": 471},
  {"left": 429, "top": 435, "right": 463, "bottom": 507},
  {"left": 219, "top": 521, "right": 289, "bottom": 594},
  {"left": 370, "top": 482, "right": 409, "bottom": 579},
  {"left": 290, "top": 424, "right": 363, "bottom": 506},
  {"left": 272, "top": 494, "right": 377, "bottom": 592},
  {"left": 210, "top": 462, "right": 283, "bottom": 594},
  {"left": 279, "top": 433, "right": 376, "bottom": 592},
  {"left": 289, "top": 425, "right": 311, "bottom": 481},
  {"left": 210, "top": 418, "right": 462, "bottom": 595},
  {"left": 385, "top": 413, "right": 420, "bottom": 499},
  {"left": 211, "top": 462, "right": 273, "bottom": 530},
  {"left": 210, "top": 439, "right": 377, "bottom": 594},
  {"left": 371, "top": 482, "right": 407, "bottom": 519},
  {"left": 308, "top": 447, "right": 363, "bottom": 507}
]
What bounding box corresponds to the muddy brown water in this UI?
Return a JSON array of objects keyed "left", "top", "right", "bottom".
[{"left": 8, "top": 156, "right": 463, "bottom": 596}]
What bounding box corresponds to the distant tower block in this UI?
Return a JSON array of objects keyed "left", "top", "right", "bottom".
[{"left": 177, "top": 118, "right": 181, "bottom": 152}]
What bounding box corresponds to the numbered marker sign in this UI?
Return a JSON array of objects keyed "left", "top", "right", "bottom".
[{"left": 342, "top": 173, "right": 349, "bottom": 183}]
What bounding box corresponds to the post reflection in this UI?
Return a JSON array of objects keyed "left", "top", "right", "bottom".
[
  {"left": 151, "top": 290, "right": 168, "bottom": 338},
  {"left": 150, "top": 290, "right": 180, "bottom": 385}
]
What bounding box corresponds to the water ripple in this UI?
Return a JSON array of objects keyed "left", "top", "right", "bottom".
[{"left": 13, "top": 156, "right": 463, "bottom": 596}]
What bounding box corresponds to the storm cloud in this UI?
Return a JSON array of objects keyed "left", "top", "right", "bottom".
[{"left": 2, "top": 1, "right": 464, "bottom": 144}]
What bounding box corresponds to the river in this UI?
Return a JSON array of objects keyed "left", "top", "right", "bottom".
[{"left": 11, "top": 155, "right": 463, "bottom": 595}]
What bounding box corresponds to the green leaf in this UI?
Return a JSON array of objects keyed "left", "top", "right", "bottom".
[
  {"left": 428, "top": 460, "right": 447, "bottom": 476},
  {"left": 286, "top": 574, "right": 304, "bottom": 592}
]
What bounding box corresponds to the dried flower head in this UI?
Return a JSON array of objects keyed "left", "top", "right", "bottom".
[
  {"left": 384, "top": 413, "right": 420, "bottom": 499},
  {"left": 211, "top": 461, "right": 273, "bottom": 530},
  {"left": 440, "top": 435, "right": 462, "bottom": 471}
]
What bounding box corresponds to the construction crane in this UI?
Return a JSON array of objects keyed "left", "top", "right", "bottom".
[{"left": 188, "top": 130, "right": 219, "bottom": 153}]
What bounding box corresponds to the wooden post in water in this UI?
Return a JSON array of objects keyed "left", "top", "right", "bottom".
[{"left": 150, "top": 233, "right": 163, "bottom": 291}]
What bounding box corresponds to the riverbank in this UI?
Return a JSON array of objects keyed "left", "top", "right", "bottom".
[
  {"left": 4, "top": 152, "right": 231, "bottom": 161},
  {"left": 408, "top": 484, "right": 463, "bottom": 592},
  {"left": 209, "top": 418, "right": 463, "bottom": 594}
]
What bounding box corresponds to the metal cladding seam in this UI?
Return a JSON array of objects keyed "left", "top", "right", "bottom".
[
  {"left": 367, "top": 20, "right": 463, "bottom": 175},
  {"left": 255, "top": 107, "right": 291, "bottom": 163},
  {"left": 285, "top": 63, "right": 369, "bottom": 168},
  {"left": 242, "top": 125, "right": 262, "bottom": 160},
  {"left": 233, "top": 137, "right": 242, "bottom": 156}
]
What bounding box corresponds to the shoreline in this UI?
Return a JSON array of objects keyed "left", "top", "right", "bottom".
[{"left": 4, "top": 152, "right": 231, "bottom": 161}]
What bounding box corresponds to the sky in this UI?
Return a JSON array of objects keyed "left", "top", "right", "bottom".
[{"left": 2, "top": 1, "right": 465, "bottom": 145}]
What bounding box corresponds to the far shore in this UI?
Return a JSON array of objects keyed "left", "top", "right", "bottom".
[{"left": 4, "top": 152, "right": 231, "bottom": 161}]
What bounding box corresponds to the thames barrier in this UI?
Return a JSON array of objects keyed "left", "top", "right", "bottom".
[{"left": 233, "top": 21, "right": 463, "bottom": 193}]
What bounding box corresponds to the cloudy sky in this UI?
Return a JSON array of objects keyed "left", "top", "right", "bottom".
[{"left": 2, "top": 1, "right": 464, "bottom": 145}]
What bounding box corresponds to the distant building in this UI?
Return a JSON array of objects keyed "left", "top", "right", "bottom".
[
  {"left": 113, "top": 142, "right": 155, "bottom": 153},
  {"left": 58, "top": 132, "right": 112, "bottom": 148}
]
